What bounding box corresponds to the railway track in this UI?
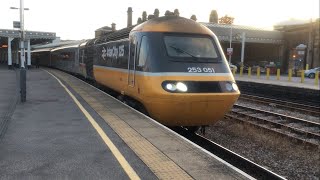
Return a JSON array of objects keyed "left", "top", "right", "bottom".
[
  {"left": 227, "top": 104, "right": 320, "bottom": 147},
  {"left": 239, "top": 94, "right": 320, "bottom": 117},
  {"left": 173, "top": 127, "right": 286, "bottom": 180},
  {"left": 237, "top": 82, "right": 320, "bottom": 106}
]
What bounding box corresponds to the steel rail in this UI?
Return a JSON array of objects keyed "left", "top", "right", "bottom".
[
  {"left": 229, "top": 104, "right": 320, "bottom": 146},
  {"left": 173, "top": 127, "right": 286, "bottom": 180},
  {"left": 240, "top": 94, "right": 320, "bottom": 116}
]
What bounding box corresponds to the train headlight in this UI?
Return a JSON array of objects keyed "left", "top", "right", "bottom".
[
  {"left": 225, "top": 82, "right": 239, "bottom": 92},
  {"left": 232, "top": 83, "right": 239, "bottom": 91},
  {"left": 166, "top": 83, "right": 177, "bottom": 91},
  {"left": 225, "top": 83, "right": 233, "bottom": 91},
  {"left": 176, "top": 82, "right": 188, "bottom": 92}
]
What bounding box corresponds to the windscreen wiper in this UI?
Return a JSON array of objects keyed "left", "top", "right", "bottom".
[{"left": 169, "top": 45, "right": 201, "bottom": 62}]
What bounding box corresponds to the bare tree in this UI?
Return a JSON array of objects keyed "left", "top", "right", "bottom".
[{"left": 219, "top": 15, "right": 234, "bottom": 24}]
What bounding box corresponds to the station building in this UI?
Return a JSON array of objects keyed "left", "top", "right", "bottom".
[
  {"left": 274, "top": 19, "right": 320, "bottom": 70},
  {"left": 202, "top": 19, "right": 319, "bottom": 72}
]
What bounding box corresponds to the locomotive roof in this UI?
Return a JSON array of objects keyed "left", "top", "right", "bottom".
[
  {"left": 132, "top": 16, "right": 213, "bottom": 35},
  {"left": 90, "top": 16, "right": 215, "bottom": 45},
  {"left": 51, "top": 44, "right": 79, "bottom": 52}
]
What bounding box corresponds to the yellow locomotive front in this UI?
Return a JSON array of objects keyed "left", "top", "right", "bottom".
[{"left": 125, "top": 16, "right": 240, "bottom": 126}]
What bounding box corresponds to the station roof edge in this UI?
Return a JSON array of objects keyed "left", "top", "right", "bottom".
[{"left": 0, "top": 29, "right": 56, "bottom": 39}]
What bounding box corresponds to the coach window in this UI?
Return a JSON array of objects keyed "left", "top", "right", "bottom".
[
  {"left": 80, "top": 50, "right": 85, "bottom": 63},
  {"left": 61, "top": 52, "right": 73, "bottom": 60},
  {"left": 138, "top": 36, "right": 149, "bottom": 69}
]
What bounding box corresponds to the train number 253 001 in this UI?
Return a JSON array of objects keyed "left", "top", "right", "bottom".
[{"left": 187, "top": 67, "right": 215, "bottom": 73}]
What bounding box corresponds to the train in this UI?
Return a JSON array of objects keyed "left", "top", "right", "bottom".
[{"left": 33, "top": 16, "right": 240, "bottom": 129}]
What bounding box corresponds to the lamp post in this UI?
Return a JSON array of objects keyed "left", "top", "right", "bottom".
[
  {"left": 228, "top": 26, "right": 232, "bottom": 64},
  {"left": 10, "top": 0, "right": 28, "bottom": 102}
]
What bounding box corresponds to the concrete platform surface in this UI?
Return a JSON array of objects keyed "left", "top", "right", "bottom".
[
  {"left": 0, "top": 68, "right": 155, "bottom": 179},
  {"left": 0, "top": 67, "right": 18, "bottom": 137}
]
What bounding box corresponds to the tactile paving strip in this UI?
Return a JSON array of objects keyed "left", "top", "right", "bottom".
[{"left": 51, "top": 70, "right": 193, "bottom": 180}]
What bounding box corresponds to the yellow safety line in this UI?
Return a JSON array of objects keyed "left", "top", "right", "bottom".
[{"left": 45, "top": 70, "right": 140, "bottom": 180}]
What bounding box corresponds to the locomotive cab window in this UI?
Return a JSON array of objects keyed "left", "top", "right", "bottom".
[
  {"left": 164, "top": 35, "right": 220, "bottom": 61},
  {"left": 138, "top": 36, "right": 150, "bottom": 68},
  {"left": 129, "top": 36, "right": 137, "bottom": 70}
]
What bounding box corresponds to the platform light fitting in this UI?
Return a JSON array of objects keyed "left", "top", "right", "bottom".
[{"left": 10, "top": 7, "right": 29, "bottom": 10}]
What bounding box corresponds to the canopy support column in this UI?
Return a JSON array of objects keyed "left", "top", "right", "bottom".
[
  {"left": 240, "top": 32, "right": 246, "bottom": 66},
  {"left": 27, "top": 39, "right": 31, "bottom": 68},
  {"left": 8, "top": 37, "right": 14, "bottom": 69}
]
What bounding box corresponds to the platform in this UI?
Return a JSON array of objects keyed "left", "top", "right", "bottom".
[
  {"left": 0, "top": 65, "right": 18, "bottom": 137},
  {"left": 0, "top": 66, "right": 251, "bottom": 179},
  {"left": 234, "top": 73, "right": 319, "bottom": 90}
]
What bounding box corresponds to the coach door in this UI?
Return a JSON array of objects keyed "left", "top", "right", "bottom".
[{"left": 128, "top": 36, "right": 137, "bottom": 87}]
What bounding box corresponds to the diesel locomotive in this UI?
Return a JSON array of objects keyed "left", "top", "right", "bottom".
[{"left": 34, "top": 16, "right": 240, "bottom": 127}]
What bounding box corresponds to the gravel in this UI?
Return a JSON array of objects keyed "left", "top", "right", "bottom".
[{"left": 204, "top": 118, "right": 319, "bottom": 179}]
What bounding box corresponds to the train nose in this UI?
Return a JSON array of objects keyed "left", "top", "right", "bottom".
[{"left": 144, "top": 93, "right": 239, "bottom": 126}]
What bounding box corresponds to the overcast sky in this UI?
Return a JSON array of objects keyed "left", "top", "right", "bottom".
[{"left": 1, "top": 0, "right": 319, "bottom": 40}]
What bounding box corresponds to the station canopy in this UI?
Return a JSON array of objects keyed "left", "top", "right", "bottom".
[
  {"left": 0, "top": 29, "right": 56, "bottom": 47},
  {"left": 201, "top": 23, "right": 284, "bottom": 44}
]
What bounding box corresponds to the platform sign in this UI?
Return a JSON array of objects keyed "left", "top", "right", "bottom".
[
  {"left": 227, "top": 48, "right": 233, "bottom": 55},
  {"left": 13, "top": 21, "right": 20, "bottom": 28}
]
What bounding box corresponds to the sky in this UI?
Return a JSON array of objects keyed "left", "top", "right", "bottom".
[{"left": 1, "top": 0, "right": 319, "bottom": 40}]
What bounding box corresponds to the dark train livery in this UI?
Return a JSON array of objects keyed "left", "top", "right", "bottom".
[{"left": 34, "top": 16, "right": 240, "bottom": 127}]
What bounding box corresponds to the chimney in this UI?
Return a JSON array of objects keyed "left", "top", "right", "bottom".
[
  {"left": 165, "top": 10, "right": 174, "bottom": 16},
  {"left": 127, "top": 7, "right": 133, "bottom": 27},
  {"left": 148, "top": 15, "right": 155, "bottom": 20},
  {"left": 154, "top": 9, "right": 160, "bottom": 18},
  {"left": 209, "top": 10, "right": 218, "bottom": 23},
  {"left": 174, "top": 9, "right": 180, "bottom": 17},
  {"left": 137, "top": 17, "right": 142, "bottom": 24},
  {"left": 190, "top": 15, "right": 197, "bottom": 21},
  {"left": 142, "top": 11, "right": 147, "bottom": 22},
  {"left": 111, "top": 23, "right": 116, "bottom": 31}
]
